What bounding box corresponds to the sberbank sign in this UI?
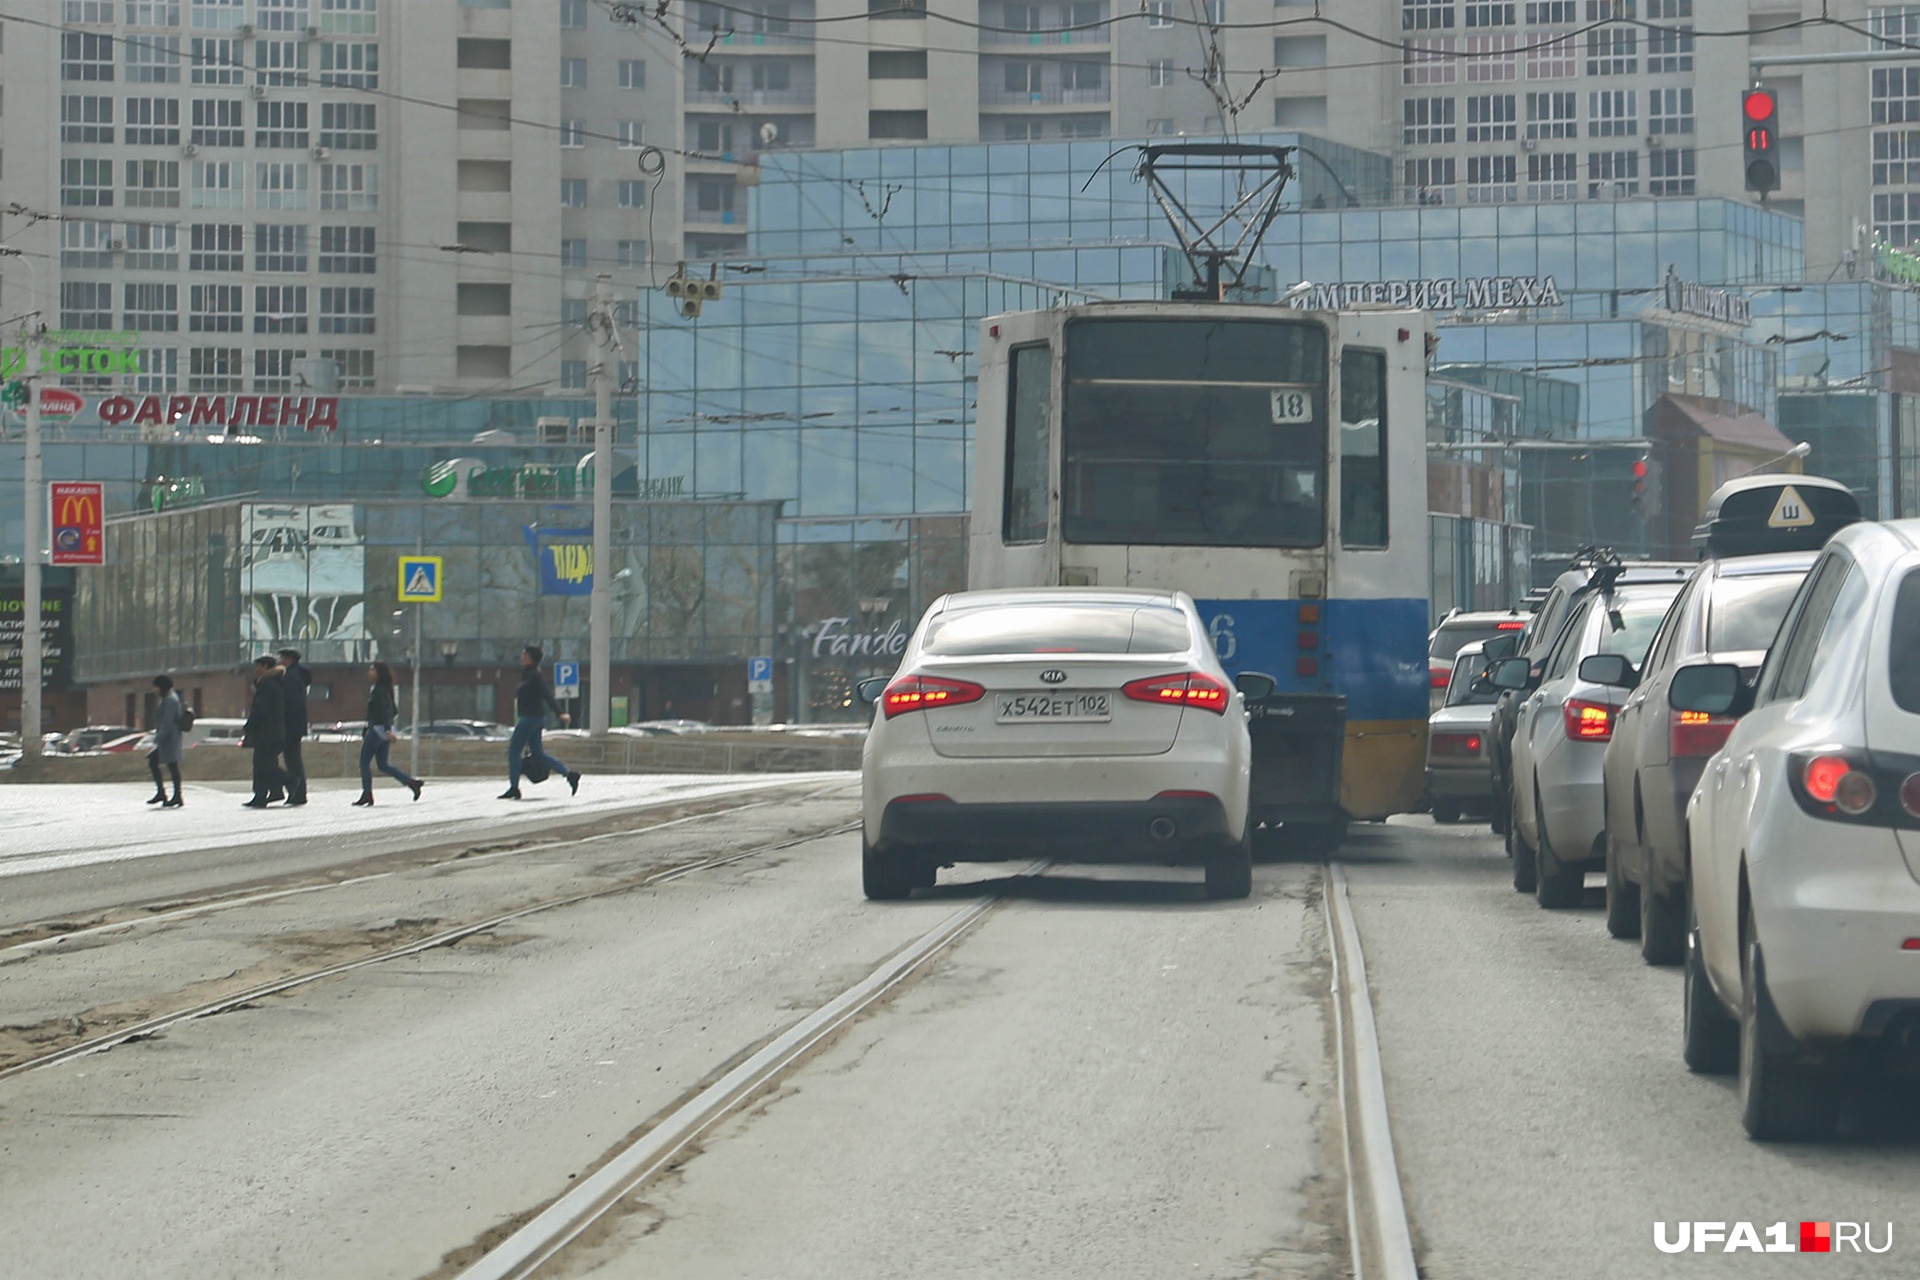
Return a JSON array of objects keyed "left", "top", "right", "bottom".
[
  {"left": 422, "top": 457, "right": 595, "bottom": 501},
  {"left": 0, "top": 331, "right": 142, "bottom": 378}
]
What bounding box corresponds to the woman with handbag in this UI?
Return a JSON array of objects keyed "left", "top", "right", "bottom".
[{"left": 355, "top": 662, "right": 423, "bottom": 806}]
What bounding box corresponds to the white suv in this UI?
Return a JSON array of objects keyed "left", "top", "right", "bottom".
[
  {"left": 859, "top": 588, "right": 1258, "bottom": 901},
  {"left": 1677, "top": 518, "right": 1920, "bottom": 1140}
]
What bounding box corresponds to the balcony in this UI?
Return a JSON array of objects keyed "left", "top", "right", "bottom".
[
  {"left": 685, "top": 86, "right": 816, "bottom": 109},
  {"left": 692, "top": 25, "right": 814, "bottom": 48},
  {"left": 979, "top": 27, "right": 1109, "bottom": 47},
  {"left": 979, "top": 85, "right": 1110, "bottom": 108}
]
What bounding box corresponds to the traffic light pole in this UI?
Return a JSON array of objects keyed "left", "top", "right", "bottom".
[{"left": 19, "top": 339, "right": 42, "bottom": 760}]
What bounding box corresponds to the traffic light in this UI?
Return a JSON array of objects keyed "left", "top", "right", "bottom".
[
  {"left": 1630, "top": 453, "right": 1650, "bottom": 515},
  {"left": 663, "top": 273, "right": 722, "bottom": 319},
  {"left": 1743, "top": 88, "right": 1780, "bottom": 196}
]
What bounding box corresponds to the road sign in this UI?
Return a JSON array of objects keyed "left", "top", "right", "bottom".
[
  {"left": 748, "top": 656, "right": 774, "bottom": 694},
  {"left": 48, "top": 482, "right": 105, "bottom": 566},
  {"left": 397, "top": 555, "right": 443, "bottom": 602},
  {"left": 553, "top": 661, "right": 580, "bottom": 699}
]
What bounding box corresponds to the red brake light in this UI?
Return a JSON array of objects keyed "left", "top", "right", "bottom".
[
  {"left": 1431, "top": 732, "right": 1482, "bottom": 758},
  {"left": 1122, "top": 671, "right": 1229, "bottom": 715},
  {"left": 1563, "top": 698, "right": 1614, "bottom": 742},
  {"left": 1496, "top": 620, "right": 1525, "bottom": 630},
  {"left": 881, "top": 674, "right": 985, "bottom": 718},
  {"left": 1669, "top": 709, "right": 1736, "bottom": 758},
  {"left": 1803, "top": 754, "right": 1850, "bottom": 804},
  {"left": 1430, "top": 665, "right": 1452, "bottom": 689},
  {"left": 1801, "top": 755, "right": 1877, "bottom": 815}
]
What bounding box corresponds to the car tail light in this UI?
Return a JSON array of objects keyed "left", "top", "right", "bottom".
[
  {"left": 1802, "top": 753, "right": 1876, "bottom": 815},
  {"left": 1431, "top": 732, "right": 1482, "bottom": 757},
  {"left": 1669, "top": 709, "right": 1736, "bottom": 758},
  {"left": 1430, "top": 664, "right": 1452, "bottom": 689},
  {"left": 880, "top": 674, "right": 985, "bottom": 718},
  {"left": 1496, "top": 620, "right": 1526, "bottom": 630},
  {"left": 1784, "top": 748, "right": 1918, "bottom": 824},
  {"left": 1122, "top": 671, "right": 1229, "bottom": 715},
  {"left": 1904, "top": 773, "right": 1920, "bottom": 820},
  {"left": 1563, "top": 698, "right": 1614, "bottom": 742}
]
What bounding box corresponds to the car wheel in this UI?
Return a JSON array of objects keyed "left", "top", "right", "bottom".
[
  {"left": 861, "top": 835, "right": 915, "bottom": 901},
  {"left": 1431, "top": 798, "right": 1462, "bottom": 825},
  {"left": 1533, "top": 784, "right": 1583, "bottom": 909},
  {"left": 1641, "top": 871, "right": 1687, "bottom": 966},
  {"left": 1604, "top": 829, "right": 1640, "bottom": 939},
  {"left": 1489, "top": 779, "right": 1508, "bottom": 834},
  {"left": 1683, "top": 918, "right": 1738, "bottom": 1075},
  {"left": 1204, "top": 829, "right": 1254, "bottom": 900},
  {"left": 1739, "top": 901, "right": 1838, "bottom": 1141},
  {"left": 1508, "top": 791, "right": 1537, "bottom": 894}
]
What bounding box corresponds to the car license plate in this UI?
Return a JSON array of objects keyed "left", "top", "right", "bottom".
[{"left": 995, "top": 692, "right": 1111, "bottom": 723}]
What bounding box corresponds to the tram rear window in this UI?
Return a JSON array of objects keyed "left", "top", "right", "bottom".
[{"left": 1060, "top": 318, "right": 1329, "bottom": 548}]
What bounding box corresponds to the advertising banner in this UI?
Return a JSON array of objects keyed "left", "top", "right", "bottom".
[
  {"left": 48, "top": 482, "right": 106, "bottom": 566},
  {"left": 0, "top": 589, "right": 71, "bottom": 691},
  {"left": 239, "top": 504, "right": 369, "bottom": 662}
]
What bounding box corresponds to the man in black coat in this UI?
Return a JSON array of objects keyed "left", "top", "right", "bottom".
[
  {"left": 277, "top": 647, "right": 312, "bottom": 805},
  {"left": 243, "top": 655, "right": 287, "bottom": 809}
]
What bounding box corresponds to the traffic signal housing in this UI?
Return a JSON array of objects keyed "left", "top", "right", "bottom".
[{"left": 1743, "top": 88, "right": 1780, "bottom": 196}]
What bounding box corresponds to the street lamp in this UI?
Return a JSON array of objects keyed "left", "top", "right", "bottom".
[{"left": 1735, "top": 440, "right": 1812, "bottom": 478}]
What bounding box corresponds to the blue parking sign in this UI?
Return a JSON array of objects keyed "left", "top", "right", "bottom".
[{"left": 553, "top": 661, "right": 580, "bottom": 698}]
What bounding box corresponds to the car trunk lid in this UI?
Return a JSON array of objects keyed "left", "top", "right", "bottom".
[{"left": 914, "top": 655, "right": 1189, "bottom": 758}]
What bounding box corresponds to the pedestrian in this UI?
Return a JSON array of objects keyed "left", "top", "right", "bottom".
[
  {"left": 278, "top": 647, "right": 312, "bottom": 806},
  {"left": 354, "top": 661, "right": 422, "bottom": 806},
  {"left": 146, "top": 674, "right": 185, "bottom": 809},
  {"left": 242, "top": 654, "right": 287, "bottom": 809},
  {"left": 501, "top": 644, "right": 580, "bottom": 801}
]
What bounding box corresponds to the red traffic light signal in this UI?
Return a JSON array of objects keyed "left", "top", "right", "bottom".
[
  {"left": 1632, "top": 458, "right": 1650, "bottom": 479},
  {"left": 1743, "top": 89, "right": 1777, "bottom": 122},
  {"left": 1743, "top": 88, "right": 1780, "bottom": 195}
]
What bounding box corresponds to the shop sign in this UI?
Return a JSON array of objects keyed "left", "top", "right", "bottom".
[
  {"left": 0, "top": 331, "right": 141, "bottom": 379},
  {"left": 0, "top": 589, "right": 71, "bottom": 691},
  {"left": 149, "top": 474, "right": 207, "bottom": 512},
  {"left": 810, "top": 616, "right": 909, "bottom": 659},
  {"left": 1282, "top": 275, "right": 1564, "bottom": 313},
  {"left": 39, "top": 388, "right": 84, "bottom": 419},
  {"left": 522, "top": 524, "right": 594, "bottom": 596},
  {"left": 1662, "top": 269, "right": 1752, "bottom": 327},
  {"left": 95, "top": 393, "right": 340, "bottom": 431},
  {"left": 424, "top": 457, "right": 594, "bottom": 501},
  {"left": 49, "top": 482, "right": 106, "bottom": 566}
]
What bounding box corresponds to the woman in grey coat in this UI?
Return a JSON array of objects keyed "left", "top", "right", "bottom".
[{"left": 147, "top": 674, "right": 184, "bottom": 808}]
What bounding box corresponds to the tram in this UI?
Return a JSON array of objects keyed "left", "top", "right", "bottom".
[{"left": 968, "top": 301, "right": 1434, "bottom": 852}]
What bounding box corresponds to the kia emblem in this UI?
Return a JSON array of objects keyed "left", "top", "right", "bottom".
[{"left": 1039, "top": 668, "right": 1068, "bottom": 685}]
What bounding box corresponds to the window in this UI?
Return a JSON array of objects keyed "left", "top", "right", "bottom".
[
  {"left": 560, "top": 0, "right": 586, "bottom": 26},
  {"left": 319, "top": 163, "right": 377, "bottom": 210},
  {"left": 254, "top": 285, "right": 308, "bottom": 333},
  {"left": 254, "top": 39, "right": 307, "bottom": 87},
  {"left": 618, "top": 180, "right": 648, "bottom": 208},
  {"left": 457, "top": 37, "right": 511, "bottom": 68},
  {"left": 1147, "top": 58, "right": 1173, "bottom": 87},
  {"left": 1647, "top": 86, "right": 1692, "bottom": 135},
  {"left": 1403, "top": 38, "right": 1457, "bottom": 84},
  {"left": 1340, "top": 348, "right": 1388, "bottom": 548},
  {"left": 61, "top": 220, "right": 115, "bottom": 268},
  {"left": 255, "top": 161, "right": 308, "bottom": 209},
  {"left": 1274, "top": 36, "right": 1329, "bottom": 68},
  {"left": 191, "top": 97, "right": 244, "bottom": 144},
  {"left": 125, "top": 34, "right": 181, "bottom": 82},
  {"left": 1003, "top": 344, "right": 1052, "bottom": 543},
  {"left": 191, "top": 158, "right": 241, "bottom": 207},
  {"left": 1891, "top": 571, "right": 1920, "bottom": 713},
  {"left": 1525, "top": 0, "right": 1574, "bottom": 18},
  {"left": 124, "top": 221, "right": 179, "bottom": 269},
  {"left": 191, "top": 37, "right": 244, "bottom": 84},
  {"left": 1527, "top": 151, "right": 1578, "bottom": 198},
  {"left": 698, "top": 62, "right": 735, "bottom": 93},
  {"left": 1587, "top": 148, "right": 1639, "bottom": 196},
  {"left": 618, "top": 121, "right": 645, "bottom": 148},
  {"left": 618, "top": 239, "right": 646, "bottom": 266},
  {"left": 318, "top": 41, "right": 378, "bottom": 87},
  {"left": 125, "top": 158, "right": 181, "bottom": 206},
  {"left": 253, "top": 347, "right": 305, "bottom": 391},
  {"left": 561, "top": 238, "right": 587, "bottom": 268},
  {"left": 1588, "top": 89, "right": 1636, "bottom": 136},
  {"left": 1873, "top": 5, "right": 1920, "bottom": 49},
  {"left": 319, "top": 225, "right": 374, "bottom": 273},
  {"left": 560, "top": 360, "right": 588, "bottom": 390},
  {"left": 1404, "top": 156, "right": 1456, "bottom": 200},
  {"left": 561, "top": 298, "right": 588, "bottom": 328},
  {"left": 618, "top": 59, "right": 645, "bottom": 89},
  {"left": 1876, "top": 191, "right": 1920, "bottom": 245},
  {"left": 1875, "top": 130, "right": 1920, "bottom": 185},
  {"left": 319, "top": 286, "right": 373, "bottom": 333},
  {"left": 319, "top": 348, "right": 374, "bottom": 389},
  {"left": 1585, "top": 26, "right": 1636, "bottom": 75},
  {"left": 124, "top": 283, "right": 179, "bottom": 331},
  {"left": 695, "top": 121, "right": 735, "bottom": 152},
  {"left": 63, "top": 33, "right": 116, "bottom": 82},
  {"left": 319, "top": 102, "right": 376, "bottom": 149},
  {"left": 191, "top": 0, "right": 243, "bottom": 28},
  {"left": 1464, "top": 34, "right": 1516, "bottom": 80},
  {"left": 1645, "top": 147, "right": 1692, "bottom": 191},
  {"left": 1146, "top": 0, "right": 1172, "bottom": 26},
  {"left": 1646, "top": 15, "right": 1692, "bottom": 72},
  {"left": 61, "top": 281, "right": 115, "bottom": 330},
  {"left": 254, "top": 223, "right": 308, "bottom": 271},
  {"left": 1873, "top": 67, "right": 1920, "bottom": 124},
  {"left": 561, "top": 57, "right": 586, "bottom": 90},
  {"left": 62, "top": 158, "right": 115, "bottom": 207},
  {"left": 1758, "top": 555, "right": 1850, "bottom": 705},
  {"left": 1467, "top": 154, "right": 1518, "bottom": 200},
  {"left": 255, "top": 100, "right": 309, "bottom": 148},
  {"left": 1525, "top": 34, "right": 1574, "bottom": 78},
  {"left": 124, "top": 96, "right": 180, "bottom": 144},
  {"left": 1403, "top": 0, "right": 1455, "bottom": 28},
  {"left": 693, "top": 178, "right": 734, "bottom": 215},
  {"left": 62, "top": 95, "right": 116, "bottom": 143},
  {"left": 457, "top": 283, "right": 510, "bottom": 315},
  {"left": 1465, "top": 2, "right": 1513, "bottom": 22},
  {"left": 1465, "top": 93, "right": 1514, "bottom": 140},
  {"left": 1404, "top": 97, "right": 1457, "bottom": 145},
  {"left": 190, "top": 284, "right": 243, "bottom": 331},
  {"left": 190, "top": 222, "right": 243, "bottom": 270},
  {"left": 257, "top": 0, "right": 311, "bottom": 31},
  {"left": 1526, "top": 91, "right": 1575, "bottom": 138},
  {"left": 135, "top": 347, "right": 180, "bottom": 394},
  {"left": 561, "top": 177, "right": 587, "bottom": 207},
  {"left": 559, "top": 119, "right": 586, "bottom": 148},
  {"left": 189, "top": 346, "right": 243, "bottom": 392},
  {"left": 870, "top": 50, "right": 927, "bottom": 78},
  {"left": 64, "top": 0, "right": 115, "bottom": 18},
  {"left": 869, "top": 110, "right": 928, "bottom": 139}
]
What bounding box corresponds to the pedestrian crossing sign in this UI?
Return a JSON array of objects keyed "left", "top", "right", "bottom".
[{"left": 398, "top": 555, "right": 444, "bottom": 603}]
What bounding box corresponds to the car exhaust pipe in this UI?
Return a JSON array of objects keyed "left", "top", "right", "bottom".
[{"left": 1148, "top": 816, "right": 1178, "bottom": 841}]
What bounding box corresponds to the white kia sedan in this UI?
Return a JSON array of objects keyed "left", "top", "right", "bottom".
[
  {"left": 859, "top": 588, "right": 1258, "bottom": 901},
  {"left": 1678, "top": 518, "right": 1920, "bottom": 1140}
]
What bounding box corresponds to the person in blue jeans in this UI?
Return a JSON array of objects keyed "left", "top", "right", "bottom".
[
  {"left": 503, "top": 644, "right": 581, "bottom": 800},
  {"left": 354, "top": 662, "right": 423, "bottom": 805}
]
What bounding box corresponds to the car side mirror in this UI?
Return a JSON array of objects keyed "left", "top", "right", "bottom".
[
  {"left": 1669, "top": 663, "right": 1745, "bottom": 716},
  {"left": 1489, "top": 656, "right": 1533, "bottom": 691},
  {"left": 1482, "top": 634, "right": 1519, "bottom": 661},
  {"left": 1578, "top": 653, "right": 1637, "bottom": 689},
  {"left": 854, "top": 676, "right": 888, "bottom": 705},
  {"left": 1233, "top": 671, "right": 1277, "bottom": 702}
]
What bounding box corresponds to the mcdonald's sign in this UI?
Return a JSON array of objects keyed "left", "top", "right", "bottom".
[{"left": 48, "top": 481, "right": 105, "bottom": 566}]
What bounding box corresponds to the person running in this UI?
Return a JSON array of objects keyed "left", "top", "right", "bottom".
[
  {"left": 146, "top": 674, "right": 184, "bottom": 809},
  {"left": 241, "top": 655, "right": 287, "bottom": 809},
  {"left": 502, "top": 644, "right": 580, "bottom": 801},
  {"left": 277, "top": 648, "right": 312, "bottom": 806},
  {"left": 354, "top": 661, "right": 422, "bottom": 806}
]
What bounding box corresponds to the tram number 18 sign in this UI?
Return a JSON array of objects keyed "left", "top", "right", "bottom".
[{"left": 49, "top": 481, "right": 106, "bottom": 566}]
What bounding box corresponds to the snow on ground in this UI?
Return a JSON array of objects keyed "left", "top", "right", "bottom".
[{"left": 0, "top": 772, "right": 855, "bottom": 880}]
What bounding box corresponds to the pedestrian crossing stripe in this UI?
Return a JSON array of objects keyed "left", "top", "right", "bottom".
[
  {"left": 397, "top": 554, "right": 444, "bottom": 602},
  {"left": 1766, "top": 484, "right": 1815, "bottom": 529}
]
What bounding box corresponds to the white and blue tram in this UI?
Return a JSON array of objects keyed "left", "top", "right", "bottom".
[{"left": 968, "top": 301, "right": 1433, "bottom": 850}]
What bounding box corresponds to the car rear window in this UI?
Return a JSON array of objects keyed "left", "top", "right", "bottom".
[
  {"left": 1893, "top": 569, "right": 1920, "bottom": 714},
  {"left": 1431, "top": 622, "right": 1514, "bottom": 663},
  {"left": 1707, "top": 574, "right": 1807, "bottom": 652},
  {"left": 1592, "top": 587, "right": 1683, "bottom": 665},
  {"left": 923, "top": 605, "right": 1193, "bottom": 656},
  {"left": 1445, "top": 653, "right": 1500, "bottom": 706}
]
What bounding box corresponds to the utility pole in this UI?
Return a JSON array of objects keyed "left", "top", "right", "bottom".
[
  {"left": 409, "top": 601, "right": 422, "bottom": 779},
  {"left": 588, "top": 274, "right": 617, "bottom": 737},
  {"left": 18, "top": 326, "right": 43, "bottom": 760}
]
